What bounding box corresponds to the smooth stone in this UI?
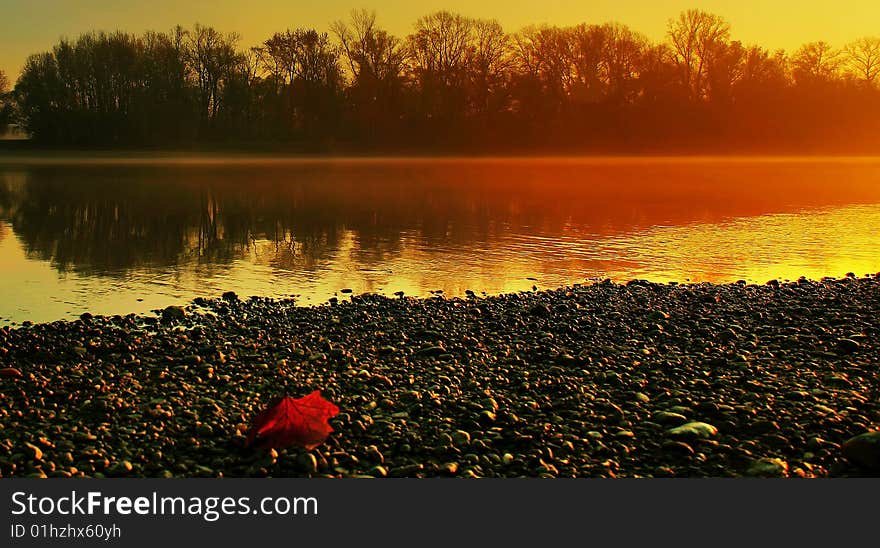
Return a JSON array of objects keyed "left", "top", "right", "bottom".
[
  {"left": 836, "top": 338, "right": 861, "bottom": 354},
  {"left": 24, "top": 442, "right": 43, "bottom": 461},
  {"left": 161, "top": 306, "right": 187, "bottom": 321},
  {"left": 746, "top": 458, "right": 789, "bottom": 477},
  {"left": 653, "top": 411, "right": 688, "bottom": 425},
  {"left": 108, "top": 461, "right": 133, "bottom": 475},
  {"left": 667, "top": 422, "right": 719, "bottom": 439},
  {"left": 451, "top": 430, "right": 471, "bottom": 447},
  {"left": 842, "top": 432, "right": 880, "bottom": 470},
  {"left": 662, "top": 440, "right": 695, "bottom": 455},
  {"left": 441, "top": 462, "right": 459, "bottom": 475},
  {"left": 417, "top": 346, "right": 445, "bottom": 357},
  {"left": 297, "top": 453, "right": 319, "bottom": 474}
]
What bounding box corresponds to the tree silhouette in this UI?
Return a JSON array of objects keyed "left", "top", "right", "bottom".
[
  {"left": 0, "top": 69, "right": 12, "bottom": 134},
  {"left": 9, "top": 10, "right": 880, "bottom": 152},
  {"left": 845, "top": 37, "right": 880, "bottom": 86},
  {"left": 667, "top": 9, "right": 731, "bottom": 100},
  {"left": 791, "top": 41, "right": 842, "bottom": 85}
]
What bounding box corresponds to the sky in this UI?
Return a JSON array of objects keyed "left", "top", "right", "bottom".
[{"left": 2, "top": 0, "right": 879, "bottom": 84}]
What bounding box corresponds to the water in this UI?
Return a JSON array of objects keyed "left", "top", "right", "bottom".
[{"left": 1, "top": 156, "right": 879, "bottom": 324}]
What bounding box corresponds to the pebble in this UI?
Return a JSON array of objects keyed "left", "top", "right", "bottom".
[
  {"left": 0, "top": 278, "right": 878, "bottom": 478},
  {"left": 746, "top": 458, "right": 789, "bottom": 477},
  {"left": 0, "top": 367, "right": 22, "bottom": 378},
  {"left": 653, "top": 411, "right": 688, "bottom": 425},
  {"left": 841, "top": 432, "right": 880, "bottom": 470},
  {"left": 161, "top": 306, "right": 187, "bottom": 322},
  {"left": 667, "top": 422, "right": 719, "bottom": 440}
]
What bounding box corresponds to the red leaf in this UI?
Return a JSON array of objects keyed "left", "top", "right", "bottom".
[{"left": 245, "top": 391, "right": 340, "bottom": 450}]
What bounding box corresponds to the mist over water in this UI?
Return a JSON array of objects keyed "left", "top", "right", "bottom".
[{"left": 1, "top": 156, "right": 879, "bottom": 324}]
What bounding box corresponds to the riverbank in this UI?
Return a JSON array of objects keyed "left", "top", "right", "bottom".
[{"left": 1, "top": 277, "right": 879, "bottom": 478}]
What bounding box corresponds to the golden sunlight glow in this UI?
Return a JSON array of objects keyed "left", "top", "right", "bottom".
[{"left": 3, "top": 1, "right": 880, "bottom": 80}]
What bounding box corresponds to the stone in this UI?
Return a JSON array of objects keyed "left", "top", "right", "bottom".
[
  {"left": 842, "top": 432, "right": 880, "bottom": 470},
  {"left": 653, "top": 411, "right": 688, "bottom": 425},
  {"left": 297, "top": 453, "right": 319, "bottom": 475},
  {"left": 24, "top": 442, "right": 43, "bottom": 461},
  {"left": 108, "top": 461, "right": 133, "bottom": 475},
  {"left": 836, "top": 338, "right": 861, "bottom": 354},
  {"left": 451, "top": 430, "right": 471, "bottom": 447},
  {"left": 662, "top": 440, "right": 695, "bottom": 455},
  {"left": 161, "top": 306, "right": 186, "bottom": 322},
  {"left": 746, "top": 458, "right": 789, "bottom": 477},
  {"left": 417, "top": 346, "right": 445, "bottom": 357},
  {"left": 667, "top": 422, "right": 719, "bottom": 439},
  {"left": 441, "top": 462, "right": 459, "bottom": 475}
]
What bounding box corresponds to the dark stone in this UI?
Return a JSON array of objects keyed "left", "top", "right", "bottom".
[
  {"left": 530, "top": 304, "right": 551, "bottom": 316},
  {"left": 842, "top": 432, "right": 880, "bottom": 470},
  {"left": 662, "top": 440, "right": 695, "bottom": 456},
  {"left": 836, "top": 338, "right": 861, "bottom": 354},
  {"left": 161, "top": 306, "right": 186, "bottom": 322}
]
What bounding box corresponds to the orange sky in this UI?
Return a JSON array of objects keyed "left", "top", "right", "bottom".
[{"left": 2, "top": 0, "right": 879, "bottom": 83}]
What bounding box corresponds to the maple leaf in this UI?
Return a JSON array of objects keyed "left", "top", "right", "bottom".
[{"left": 245, "top": 391, "right": 340, "bottom": 450}]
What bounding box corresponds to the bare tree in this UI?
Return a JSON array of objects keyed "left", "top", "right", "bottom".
[
  {"left": 408, "top": 11, "right": 473, "bottom": 88},
  {"left": 602, "top": 23, "right": 648, "bottom": 102},
  {"left": 186, "top": 24, "right": 240, "bottom": 121},
  {"left": 705, "top": 40, "right": 746, "bottom": 103},
  {"left": 845, "top": 36, "right": 880, "bottom": 86},
  {"left": 513, "top": 25, "right": 574, "bottom": 104},
  {"left": 791, "top": 41, "right": 841, "bottom": 85},
  {"left": 568, "top": 24, "right": 607, "bottom": 102},
  {"left": 467, "top": 18, "right": 511, "bottom": 114},
  {"left": 667, "top": 9, "right": 731, "bottom": 99},
  {"left": 331, "top": 9, "right": 406, "bottom": 87}
]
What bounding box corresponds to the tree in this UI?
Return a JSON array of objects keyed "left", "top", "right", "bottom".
[
  {"left": 466, "top": 18, "right": 511, "bottom": 116},
  {"left": 567, "top": 24, "right": 608, "bottom": 103},
  {"left": 139, "top": 27, "right": 196, "bottom": 142},
  {"left": 845, "top": 37, "right": 880, "bottom": 86},
  {"left": 186, "top": 24, "right": 241, "bottom": 125},
  {"left": 254, "top": 28, "right": 342, "bottom": 139},
  {"left": 705, "top": 40, "right": 746, "bottom": 103},
  {"left": 0, "top": 70, "right": 12, "bottom": 133},
  {"left": 331, "top": 10, "right": 406, "bottom": 89},
  {"left": 407, "top": 11, "right": 474, "bottom": 120},
  {"left": 601, "top": 23, "right": 648, "bottom": 103},
  {"left": 513, "top": 25, "right": 574, "bottom": 111},
  {"left": 15, "top": 53, "right": 63, "bottom": 141},
  {"left": 791, "top": 41, "right": 842, "bottom": 85},
  {"left": 667, "top": 9, "right": 731, "bottom": 100},
  {"left": 331, "top": 10, "right": 408, "bottom": 143}
]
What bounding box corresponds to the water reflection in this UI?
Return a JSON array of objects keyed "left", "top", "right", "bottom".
[{"left": 1, "top": 157, "right": 879, "bottom": 323}]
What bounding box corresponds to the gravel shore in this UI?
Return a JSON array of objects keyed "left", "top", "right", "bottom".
[{"left": 2, "top": 276, "right": 879, "bottom": 478}]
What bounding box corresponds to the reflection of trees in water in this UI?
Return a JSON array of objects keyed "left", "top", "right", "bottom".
[
  {"left": 6, "top": 171, "right": 192, "bottom": 273},
  {"left": 3, "top": 167, "right": 345, "bottom": 275},
  {"left": 4, "top": 160, "right": 874, "bottom": 276}
]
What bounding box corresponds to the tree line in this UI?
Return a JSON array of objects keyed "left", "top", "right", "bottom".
[{"left": 4, "top": 9, "right": 880, "bottom": 152}]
